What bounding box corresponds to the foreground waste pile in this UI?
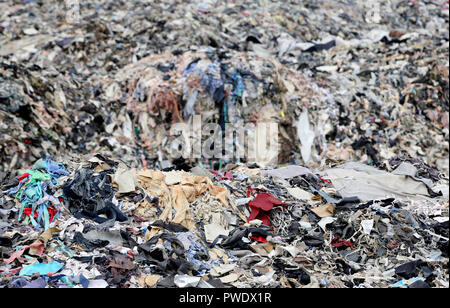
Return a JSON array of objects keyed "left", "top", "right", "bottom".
[
  {"left": 0, "top": 157, "right": 448, "bottom": 288},
  {"left": 0, "top": 0, "right": 449, "bottom": 288}
]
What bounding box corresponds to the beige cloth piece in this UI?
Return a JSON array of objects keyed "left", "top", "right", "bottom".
[
  {"left": 311, "top": 203, "right": 335, "bottom": 218},
  {"left": 211, "top": 264, "right": 236, "bottom": 277},
  {"left": 136, "top": 169, "right": 243, "bottom": 231},
  {"left": 139, "top": 275, "right": 161, "bottom": 288},
  {"left": 204, "top": 223, "right": 229, "bottom": 243},
  {"left": 28, "top": 227, "right": 61, "bottom": 256},
  {"left": 113, "top": 165, "right": 138, "bottom": 194},
  {"left": 287, "top": 187, "right": 313, "bottom": 200},
  {"left": 0, "top": 35, "right": 52, "bottom": 57},
  {"left": 163, "top": 170, "right": 183, "bottom": 185},
  {"left": 220, "top": 273, "right": 240, "bottom": 284}
]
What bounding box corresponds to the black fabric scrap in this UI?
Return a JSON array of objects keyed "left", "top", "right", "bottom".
[
  {"left": 408, "top": 280, "right": 431, "bottom": 288},
  {"left": 73, "top": 232, "right": 109, "bottom": 252},
  {"left": 220, "top": 227, "right": 272, "bottom": 250},
  {"left": 302, "top": 235, "right": 324, "bottom": 247},
  {"left": 304, "top": 40, "right": 336, "bottom": 52},
  {"left": 150, "top": 220, "right": 189, "bottom": 233},
  {"left": 395, "top": 260, "right": 429, "bottom": 279},
  {"left": 62, "top": 169, "right": 128, "bottom": 224}
]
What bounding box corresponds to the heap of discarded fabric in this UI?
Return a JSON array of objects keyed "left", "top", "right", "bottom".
[
  {"left": 107, "top": 50, "right": 325, "bottom": 167},
  {"left": 61, "top": 168, "right": 128, "bottom": 224},
  {"left": 8, "top": 158, "right": 68, "bottom": 230},
  {"left": 132, "top": 169, "right": 245, "bottom": 234}
]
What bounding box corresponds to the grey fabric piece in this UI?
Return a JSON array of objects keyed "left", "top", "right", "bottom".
[
  {"left": 83, "top": 230, "right": 124, "bottom": 247},
  {"left": 392, "top": 162, "right": 434, "bottom": 188},
  {"left": 190, "top": 166, "right": 215, "bottom": 179},
  {"left": 230, "top": 250, "right": 254, "bottom": 258},
  {"left": 0, "top": 209, "right": 9, "bottom": 217},
  {"left": 323, "top": 164, "right": 433, "bottom": 201},
  {"left": 337, "top": 162, "right": 385, "bottom": 174},
  {"left": 260, "top": 166, "right": 311, "bottom": 179},
  {"left": 392, "top": 162, "right": 419, "bottom": 177},
  {"left": 174, "top": 274, "right": 201, "bottom": 288},
  {"left": 0, "top": 221, "right": 9, "bottom": 229}
]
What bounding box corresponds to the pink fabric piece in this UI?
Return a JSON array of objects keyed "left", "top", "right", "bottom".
[
  {"left": 209, "top": 170, "right": 233, "bottom": 180},
  {"left": 6, "top": 267, "right": 22, "bottom": 277},
  {"left": 5, "top": 241, "right": 45, "bottom": 264}
]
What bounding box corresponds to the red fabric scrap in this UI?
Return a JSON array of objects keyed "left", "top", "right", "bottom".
[
  {"left": 253, "top": 212, "right": 271, "bottom": 227},
  {"left": 247, "top": 193, "right": 285, "bottom": 227},
  {"left": 321, "top": 178, "right": 332, "bottom": 184},
  {"left": 23, "top": 208, "right": 36, "bottom": 218},
  {"left": 48, "top": 207, "right": 58, "bottom": 223},
  {"left": 209, "top": 170, "right": 221, "bottom": 177},
  {"left": 249, "top": 236, "right": 268, "bottom": 243},
  {"left": 23, "top": 206, "right": 58, "bottom": 223},
  {"left": 331, "top": 236, "right": 354, "bottom": 249},
  {"left": 18, "top": 173, "right": 31, "bottom": 182},
  {"left": 222, "top": 172, "right": 233, "bottom": 180},
  {"left": 249, "top": 193, "right": 285, "bottom": 211},
  {"left": 387, "top": 240, "right": 399, "bottom": 249},
  {"left": 133, "top": 215, "right": 146, "bottom": 222}
]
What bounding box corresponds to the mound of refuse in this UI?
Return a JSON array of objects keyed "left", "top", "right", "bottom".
[
  {"left": 1, "top": 156, "right": 448, "bottom": 288},
  {"left": 0, "top": 0, "right": 448, "bottom": 289}
]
